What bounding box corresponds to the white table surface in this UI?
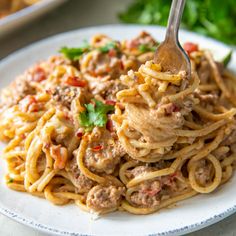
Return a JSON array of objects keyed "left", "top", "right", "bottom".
[{"left": 0, "top": 0, "right": 236, "bottom": 235}]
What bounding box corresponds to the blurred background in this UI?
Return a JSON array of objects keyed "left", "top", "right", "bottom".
[{"left": 0, "top": 0, "right": 235, "bottom": 60}]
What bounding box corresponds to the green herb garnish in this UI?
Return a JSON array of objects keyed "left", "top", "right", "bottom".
[
  {"left": 119, "top": 0, "right": 236, "bottom": 45},
  {"left": 8, "top": 178, "right": 14, "bottom": 184},
  {"left": 222, "top": 50, "right": 232, "bottom": 67},
  {"left": 99, "top": 41, "right": 118, "bottom": 53},
  {"left": 79, "top": 99, "right": 114, "bottom": 131},
  {"left": 59, "top": 41, "right": 90, "bottom": 60},
  {"left": 138, "top": 44, "right": 156, "bottom": 53}
]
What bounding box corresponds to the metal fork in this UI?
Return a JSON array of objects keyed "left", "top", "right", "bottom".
[{"left": 154, "top": 0, "right": 190, "bottom": 77}]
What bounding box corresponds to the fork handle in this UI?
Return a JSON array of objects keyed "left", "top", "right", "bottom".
[{"left": 165, "top": 0, "right": 186, "bottom": 43}]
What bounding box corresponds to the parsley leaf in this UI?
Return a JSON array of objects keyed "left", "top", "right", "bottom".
[
  {"left": 59, "top": 41, "right": 90, "bottom": 60},
  {"left": 8, "top": 178, "right": 14, "bottom": 184},
  {"left": 222, "top": 50, "right": 232, "bottom": 67},
  {"left": 119, "top": 0, "right": 236, "bottom": 45},
  {"left": 138, "top": 44, "right": 156, "bottom": 53},
  {"left": 79, "top": 99, "right": 114, "bottom": 131},
  {"left": 99, "top": 41, "right": 118, "bottom": 53}
]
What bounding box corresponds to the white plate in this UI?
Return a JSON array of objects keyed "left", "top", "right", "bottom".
[
  {"left": 0, "top": 25, "right": 236, "bottom": 236},
  {"left": 0, "top": 0, "right": 66, "bottom": 37}
]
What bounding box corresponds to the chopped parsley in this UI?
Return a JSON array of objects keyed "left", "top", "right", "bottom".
[
  {"left": 222, "top": 50, "right": 232, "bottom": 67},
  {"left": 99, "top": 41, "right": 118, "bottom": 53},
  {"left": 79, "top": 99, "right": 114, "bottom": 131},
  {"left": 59, "top": 41, "right": 90, "bottom": 60},
  {"left": 138, "top": 44, "right": 156, "bottom": 53},
  {"left": 8, "top": 178, "right": 14, "bottom": 184},
  {"left": 119, "top": 0, "right": 236, "bottom": 45}
]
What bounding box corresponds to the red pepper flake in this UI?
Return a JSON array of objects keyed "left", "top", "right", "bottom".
[
  {"left": 106, "top": 119, "right": 113, "bottom": 132},
  {"left": 108, "top": 48, "right": 117, "bottom": 57},
  {"left": 120, "top": 60, "right": 124, "bottom": 70},
  {"left": 76, "top": 131, "right": 83, "bottom": 138},
  {"left": 65, "top": 76, "right": 87, "bottom": 87},
  {"left": 142, "top": 188, "right": 161, "bottom": 197},
  {"left": 31, "top": 67, "right": 46, "bottom": 82},
  {"left": 105, "top": 100, "right": 116, "bottom": 106},
  {"left": 20, "top": 134, "right": 26, "bottom": 139},
  {"left": 92, "top": 145, "right": 103, "bottom": 152},
  {"left": 106, "top": 67, "right": 111, "bottom": 73},
  {"left": 183, "top": 42, "right": 198, "bottom": 55}
]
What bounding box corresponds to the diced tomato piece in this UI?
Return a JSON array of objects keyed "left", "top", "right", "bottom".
[
  {"left": 76, "top": 131, "right": 83, "bottom": 138},
  {"left": 20, "top": 134, "right": 26, "bottom": 139},
  {"left": 105, "top": 100, "right": 116, "bottom": 106},
  {"left": 106, "top": 67, "right": 111, "bottom": 73},
  {"left": 92, "top": 145, "right": 103, "bottom": 152},
  {"left": 108, "top": 49, "right": 117, "bottom": 57},
  {"left": 65, "top": 76, "right": 87, "bottom": 87},
  {"left": 106, "top": 119, "right": 113, "bottom": 132},
  {"left": 31, "top": 67, "right": 46, "bottom": 82},
  {"left": 183, "top": 42, "right": 198, "bottom": 55},
  {"left": 120, "top": 60, "right": 124, "bottom": 70}
]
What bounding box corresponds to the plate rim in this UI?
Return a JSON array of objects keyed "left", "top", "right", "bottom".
[{"left": 0, "top": 24, "right": 235, "bottom": 236}]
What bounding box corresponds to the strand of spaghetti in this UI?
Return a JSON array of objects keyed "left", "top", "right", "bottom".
[
  {"left": 29, "top": 170, "right": 57, "bottom": 192},
  {"left": 44, "top": 185, "right": 70, "bottom": 205},
  {"left": 189, "top": 154, "right": 222, "bottom": 193},
  {"left": 174, "top": 119, "right": 226, "bottom": 137},
  {"left": 190, "top": 128, "right": 225, "bottom": 163},
  {"left": 168, "top": 140, "right": 204, "bottom": 159},
  {"left": 184, "top": 121, "right": 203, "bottom": 130},
  {"left": 3, "top": 151, "right": 26, "bottom": 160},
  {"left": 117, "top": 128, "right": 150, "bottom": 159},
  {"left": 205, "top": 51, "right": 231, "bottom": 99},
  {"left": 16, "top": 111, "right": 45, "bottom": 121},
  {"left": 193, "top": 105, "right": 236, "bottom": 121},
  {"left": 16, "top": 121, "right": 37, "bottom": 136},
  {"left": 75, "top": 199, "right": 90, "bottom": 212},
  {"left": 77, "top": 136, "right": 108, "bottom": 184},
  {"left": 122, "top": 190, "right": 197, "bottom": 215},
  {"left": 8, "top": 173, "right": 24, "bottom": 181},
  {"left": 129, "top": 137, "right": 177, "bottom": 149},
  {"left": 198, "top": 84, "right": 218, "bottom": 91},
  {"left": 25, "top": 136, "right": 42, "bottom": 185},
  {"left": 127, "top": 157, "right": 183, "bottom": 188},
  {"left": 6, "top": 183, "right": 26, "bottom": 192},
  {"left": 164, "top": 73, "right": 199, "bottom": 103},
  {"left": 44, "top": 178, "right": 71, "bottom": 205},
  {"left": 116, "top": 88, "right": 139, "bottom": 101},
  {"left": 137, "top": 84, "right": 156, "bottom": 107},
  {"left": 221, "top": 166, "right": 233, "bottom": 184},
  {"left": 24, "top": 108, "right": 55, "bottom": 151},
  {"left": 119, "top": 161, "right": 140, "bottom": 185},
  {"left": 31, "top": 192, "right": 45, "bottom": 198},
  {"left": 3, "top": 136, "right": 22, "bottom": 153},
  {"left": 139, "top": 64, "right": 182, "bottom": 85},
  {"left": 53, "top": 192, "right": 83, "bottom": 200},
  {"left": 221, "top": 154, "right": 236, "bottom": 167}
]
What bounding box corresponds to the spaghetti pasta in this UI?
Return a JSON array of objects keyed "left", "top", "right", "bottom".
[{"left": 1, "top": 32, "right": 236, "bottom": 215}]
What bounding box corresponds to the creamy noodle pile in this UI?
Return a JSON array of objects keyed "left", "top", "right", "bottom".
[{"left": 1, "top": 32, "right": 236, "bottom": 215}]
